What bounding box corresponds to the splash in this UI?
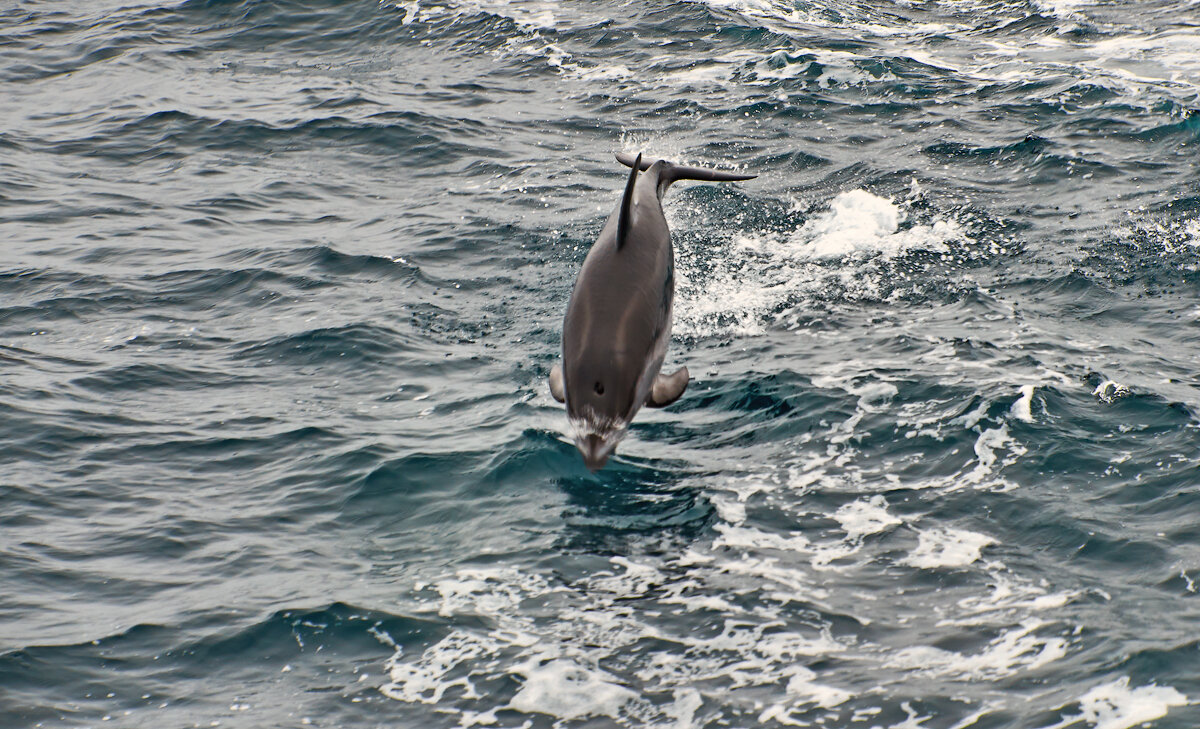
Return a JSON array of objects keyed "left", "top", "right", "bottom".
[
  {"left": 789, "top": 190, "right": 960, "bottom": 260},
  {"left": 675, "top": 189, "right": 971, "bottom": 337}
]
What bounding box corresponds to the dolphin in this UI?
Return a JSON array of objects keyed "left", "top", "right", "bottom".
[{"left": 550, "top": 151, "right": 756, "bottom": 470}]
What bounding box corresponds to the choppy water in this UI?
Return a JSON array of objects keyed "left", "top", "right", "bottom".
[{"left": 3, "top": 0, "right": 1200, "bottom": 727}]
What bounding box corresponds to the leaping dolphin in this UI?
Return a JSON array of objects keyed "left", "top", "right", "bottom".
[{"left": 550, "top": 151, "right": 756, "bottom": 470}]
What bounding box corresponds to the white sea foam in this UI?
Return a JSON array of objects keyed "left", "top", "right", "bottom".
[
  {"left": 664, "top": 689, "right": 703, "bottom": 729},
  {"left": 890, "top": 702, "right": 935, "bottom": 729},
  {"left": 834, "top": 495, "right": 902, "bottom": 541},
  {"left": 947, "top": 708, "right": 995, "bottom": 729},
  {"left": 757, "top": 666, "right": 852, "bottom": 723},
  {"left": 905, "top": 386, "right": 1043, "bottom": 492},
  {"left": 398, "top": 0, "right": 420, "bottom": 24},
  {"left": 509, "top": 658, "right": 638, "bottom": 720},
  {"left": 429, "top": 567, "right": 560, "bottom": 618},
  {"left": 1039, "top": 676, "right": 1189, "bottom": 729},
  {"left": 959, "top": 423, "right": 1026, "bottom": 491},
  {"left": 715, "top": 554, "right": 832, "bottom": 602},
  {"left": 1184, "top": 219, "right": 1200, "bottom": 247},
  {"left": 903, "top": 526, "right": 996, "bottom": 569},
  {"left": 950, "top": 568, "right": 1081, "bottom": 625},
  {"left": 714, "top": 522, "right": 811, "bottom": 553},
  {"left": 691, "top": 0, "right": 957, "bottom": 41},
  {"left": 380, "top": 630, "right": 501, "bottom": 704},
  {"left": 437, "top": 0, "right": 560, "bottom": 28},
  {"left": 716, "top": 495, "right": 904, "bottom": 574},
  {"left": 784, "top": 666, "right": 852, "bottom": 708},
  {"left": 683, "top": 619, "right": 843, "bottom": 663},
  {"left": 829, "top": 380, "right": 898, "bottom": 446},
  {"left": 1010, "top": 385, "right": 1036, "bottom": 423},
  {"left": 969, "top": 425, "right": 1012, "bottom": 480},
  {"left": 1033, "top": 0, "right": 1090, "bottom": 18},
  {"left": 387, "top": 0, "right": 570, "bottom": 30},
  {"left": 890, "top": 620, "right": 1068, "bottom": 680},
  {"left": 711, "top": 493, "right": 748, "bottom": 525},
  {"left": 589, "top": 556, "right": 666, "bottom": 599},
  {"left": 688, "top": 0, "right": 820, "bottom": 26}
]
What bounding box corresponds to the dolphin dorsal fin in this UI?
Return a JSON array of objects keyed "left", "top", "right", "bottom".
[{"left": 616, "top": 152, "right": 642, "bottom": 249}]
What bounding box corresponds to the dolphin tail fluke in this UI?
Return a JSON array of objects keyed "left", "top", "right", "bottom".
[
  {"left": 615, "top": 152, "right": 756, "bottom": 183},
  {"left": 549, "top": 363, "right": 566, "bottom": 403},
  {"left": 616, "top": 152, "right": 642, "bottom": 249},
  {"left": 646, "top": 365, "right": 689, "bottom": 408},
  {"left": 615, "top": 151, "right": 652, "bottom": 171}
]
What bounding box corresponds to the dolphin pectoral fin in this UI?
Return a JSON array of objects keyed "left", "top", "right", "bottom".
[
  {"left": 549, "top": 363, "right": 566, "bottom": 403},
  {"left": 647, "top": 366, "right": 689, "bottom": 408}
]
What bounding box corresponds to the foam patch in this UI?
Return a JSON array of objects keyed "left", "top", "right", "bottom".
[
  {"left": 1040, "top": 676, "right": 1189, "bottom": 729},
  {"left": 902, "top": 526, "right": 996, "bottom": 569}
]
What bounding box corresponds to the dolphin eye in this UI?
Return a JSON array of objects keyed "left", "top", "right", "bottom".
[{"left": 594, "top": 381, "right": 604, "bottom": 395}]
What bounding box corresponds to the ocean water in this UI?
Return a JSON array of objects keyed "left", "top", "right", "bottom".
[{"left": 2, "top": 0, "right": 1199, "bottom": 727}]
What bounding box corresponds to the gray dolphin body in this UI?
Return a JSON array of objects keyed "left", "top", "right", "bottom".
[{"left": 550, "top": 152, "right": 756, "bottom": 470}]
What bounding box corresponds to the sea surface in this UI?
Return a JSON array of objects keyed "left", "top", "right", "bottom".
[{"left": 3, "top": 0, "right": 1200, "bottom": 727}]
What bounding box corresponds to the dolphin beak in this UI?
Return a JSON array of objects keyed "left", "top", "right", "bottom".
[{"left": 577, "top": 432, "right": 613, "bottom": 472}]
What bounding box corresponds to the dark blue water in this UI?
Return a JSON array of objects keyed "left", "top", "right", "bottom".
[{"left": 3, "top": 1, "right": 1200, "bottom": 727}]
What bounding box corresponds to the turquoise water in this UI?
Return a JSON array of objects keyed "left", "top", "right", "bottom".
[{"left": 2, "top": 1, "right": 1199, "bottom": 727}]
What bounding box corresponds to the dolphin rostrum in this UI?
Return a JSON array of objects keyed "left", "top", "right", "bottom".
[{"left": 550, "top": 151, "right": 756, "bottom": 470}]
